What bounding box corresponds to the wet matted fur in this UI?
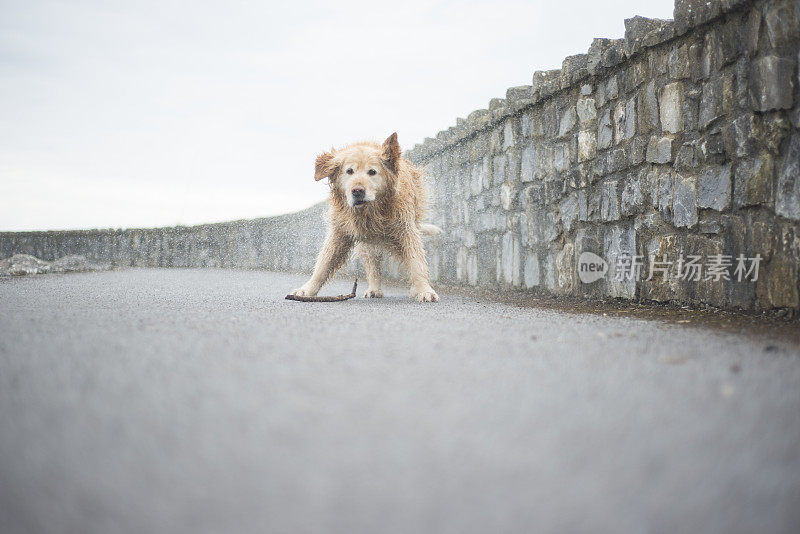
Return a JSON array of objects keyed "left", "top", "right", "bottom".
[{"left": 291, "top": 133, "right": 441, "bottom": 302}]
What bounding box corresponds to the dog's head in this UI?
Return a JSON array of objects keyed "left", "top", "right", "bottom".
[{"left": 314, "top": 133, "right": 401, "bottom": 208}]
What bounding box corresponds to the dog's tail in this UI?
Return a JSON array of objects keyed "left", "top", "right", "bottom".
[{"left": 419, "top": 223, "right": 443, "bottom": 237}]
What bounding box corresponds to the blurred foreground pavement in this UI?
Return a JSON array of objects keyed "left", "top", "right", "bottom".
[{"left": 1, "top": 269, "right": 799, "bottom": 534}]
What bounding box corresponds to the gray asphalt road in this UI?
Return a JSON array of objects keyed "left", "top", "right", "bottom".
[{"left": 1, "top": 269, "right": 799, "bottom": 534}]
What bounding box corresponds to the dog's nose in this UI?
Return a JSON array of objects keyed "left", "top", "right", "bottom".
[{"left": 351, "top": 187, "right": 366, "bottom": 201}]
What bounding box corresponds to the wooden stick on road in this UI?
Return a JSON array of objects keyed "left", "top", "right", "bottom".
[{"left": 285, "top": 279, "right": 358, "bottom": 302}]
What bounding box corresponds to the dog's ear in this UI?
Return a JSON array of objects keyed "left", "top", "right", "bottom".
[
  {"left": 314, "top": 151, "right": 337, "bottom": 181},
  {"left": 381, "top": 132, "right": 401, "bottom": 171}
]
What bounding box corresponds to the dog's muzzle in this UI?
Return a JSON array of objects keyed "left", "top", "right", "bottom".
[{"left": 351, "top": 187, "right": 367, "bottom": 206}]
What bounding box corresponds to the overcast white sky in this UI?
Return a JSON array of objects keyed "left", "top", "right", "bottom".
[{"left": 0, "top": 0, "right": 673, "bottom": 231}]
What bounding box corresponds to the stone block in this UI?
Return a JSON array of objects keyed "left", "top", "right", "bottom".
[
  {"left": 481, "top": 157, "right": 491, "bottom": 190},
  {"left": 723, "top": 114, "right": 757, "bottom": 158},
  {"left": 700, "top": 131, "right": 726, "bottom": 158},
  {"left": 757, "top": 114, "right": 791, "bottom": 155},
  {"left": 587, "top": 39, "right": 625, "bottom": 75},
  {"left": 553, "top": 143, "right": 568, "bottom": 173},
  {"left": 614, "top": 104, "right": 627, "bottom": 145},
  {"left": 489, "top": 128, "right": 503, "bottom": 155},
  {"left": 638, "top": 80, "right": 659, "bottom": 133},
  {"left": 604, "top": 224, "right": 637, "bottom": 299},
  {"left": 578, "top": 130, "right": 597, "bottom": 162},
  {"left": 506, "top": 153, "right": 520, "bottom": 183},
  {"left": 625, "top": 61, "right": 647, "bottom": 92},
  {"left": 620, "top": 172, "right": 646, "bottom": 217},
  {"left": 464, "top": 166, "right": 477, "bottom": 198},
  {"left": 558, "top": 106, "right": 577, "bottom": 138},
  {"left": 456, "top": 246, "right": 468, "bottom": 282},
  {"left": 660, "top": 82, "right": 685, "bottom": 134},
  {"left": 554, "top": 242, "right": 576, "bottom": 295},
  {"left": 489, "top": 98, "right": 506, "bottom": 112},
  {"left": 697, "top": 164, "right": 731, "bottom": 211},
  {"left": 624, "top": 98, "right": 636, "bottom": 140},
  {"left": 595, "top": 83, "right": 607, "bottom": 108},
  {"left": 791, "top": 108, "right": 800, "bottom": 130},
  {"left": 674, "top": 0, "right": 721, "bottom": 36},
  {"left": 674, "top": 143, "right": 698, "bottom": 170},
  {"left": 520, "top": 146, "right": 536, "bottom": 182},
  {"left": 673, "top": 174, "right": 698, "bottom": 229},
  {"left": 532, "top": 69, "right": 562, "bottom": 99},
  {"left": 505, "top": 85, "right": 534, "bottom": 111},
  {"left": 466, "top": 109, "right": 490, "bottom": 130},
  {"left": 560, "top": 193, "right": 579, "bottom": 233},
  {"left": 524, "top": 252, "right": 540, "bottom": 288},
  {"left": 749, "top": 56, "right": 795, "bottom": 112},
  {"left": 741, "top": 8, "right": 761, "bottom": 56},
  {"left": 760, "top": 255, "right": 799, "bottom": 309},
  {"left": 668, "top": 44, "right": 690, "bottom": 79},
  {"left": 476, "top": 234, "right": 497, "bottom": 286},
  {"left": 500, "top": 182, "right": 517, "bottom": 211},
  {"left": 646, "top": 136, "right": 674, "bottom": 164},
  {"left": 597, "top": 110, "right": 614, "bottom": 149},
  {"left": 750, "top": 221, "right": 774, "bottom": 260},
  {"left": 610, "top": 147, "right": 628, "bottom": 173},
  {"left": 655, "top": 171, "right": 674, "bottom": 219},
  {"left": 607, "top": 76, "right": 619, "bottom": 100},
  {"left": 587, "top": 39, "right": 606, "bottom": 75},
  {"left": 764, "top": 0, "right": 800, "bottom": 48},
  {"left": 577, "top": 189, "right": 589, "bottom": 221},
  {"left": 699, "top": 79, "right": 723, "bottom": 130},
  {"left": 562, "top": 54, "right": 588, "bottom": 85},
  {"left": 630, "top": 137, "right": 646, "bottom": 165},
  {"left": 545, "top": 176, "right": 566, "bottom": 204},
  {"left": 492, "top": 154, "right": 507, "bottom": 185},
  {"left": 466, "top": 249, "right": 478, "bottom": 286},
  {"left": 734, "top": 152, "right": 774, "bottom": 207},
  {"left": 542, "top": 102, "right": 560, "bottom": 138},
  {"left": 776, "top": 132, "right": 800, "bottom": 220},
  {"left": 710, "top": 19, "right": 740, "bottom": 68},
  {"left": 688, "top": 43, "right": 704, "bottom": 81},
  {"left": 650, "top": 49, "right": 668, "bottom": 76},
  {"left": 757, "top": 225, "right": 799, "bottom": 308},
  {"left": 501, "top": 231, "right": 521, "bottom": 286},
  {"left": 503, "top": 120, "right": 515, "bottom": 150},
  {"left": 624, "top": 16, "right": 674, "bottom": 56},
  {"left": 521, "top": 183, "right": 544, "bottom": 209},
  {"left": 601, "top": 180, "right": 620, "bottom": 221},
  {"left": 577, "top": 97, "right": 597, "bottom": 123},
  {"left": 698, "top": 214, "right": 721, "bottom": 234},
  {"left": 527, "top": 208, "right": 562, "bottom": 245},
  {"left": 684, "top": 234, "right": 727, "bottom": 307},
  {"left": 521, "top": 110, "right": 544, "bottom": 138}
]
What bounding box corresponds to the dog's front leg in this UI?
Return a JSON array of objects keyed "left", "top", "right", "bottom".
[
  {"left": 356, "top": 243, "right": 384, "bottom": 298},
  {"left": 292, "top": 229, "right": 354, "bottom": 297},
  {"left": 399, "top": 228, "right": 439, "bottom": 302}
]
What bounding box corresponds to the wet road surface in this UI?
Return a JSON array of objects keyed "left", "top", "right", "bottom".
[{"left": 1, "top": 269, "right": 799, "bottom": 533}]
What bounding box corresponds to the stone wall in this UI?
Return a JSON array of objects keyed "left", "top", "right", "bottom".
[
  {"left": 407, "top": 0, "right": 800, "bottom": 311},
  {"left": 2, "top": 0, "right": 798, "bottom": 312},
  {"left": 0, "top": 203, "right": 328, "bottom": 273}
]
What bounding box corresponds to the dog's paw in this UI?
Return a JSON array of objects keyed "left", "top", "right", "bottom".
[
  {"left": 411, "top": 286, "right": 439, "bottom": 302},
  {"left": 364, "top": 288, "right": 384, "bottom": 298},
  {"left": 291, "top": 286, "right": 317, "bottom": 297}
]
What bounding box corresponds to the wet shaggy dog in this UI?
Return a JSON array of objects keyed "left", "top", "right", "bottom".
[{"left": 291, "top": 133, "right": 441, "bottom": 302}]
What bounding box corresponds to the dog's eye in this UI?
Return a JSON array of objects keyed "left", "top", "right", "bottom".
[
  {"left": 367, "top": 169, "right": 376, "bottom": 176},
  {"left": 346, "top": 168, "right": 354, "bottom": 175}
]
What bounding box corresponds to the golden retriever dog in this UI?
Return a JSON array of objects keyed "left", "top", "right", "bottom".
[{"left": 291, "top": 133, "right": 441, "bottom": 302}]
